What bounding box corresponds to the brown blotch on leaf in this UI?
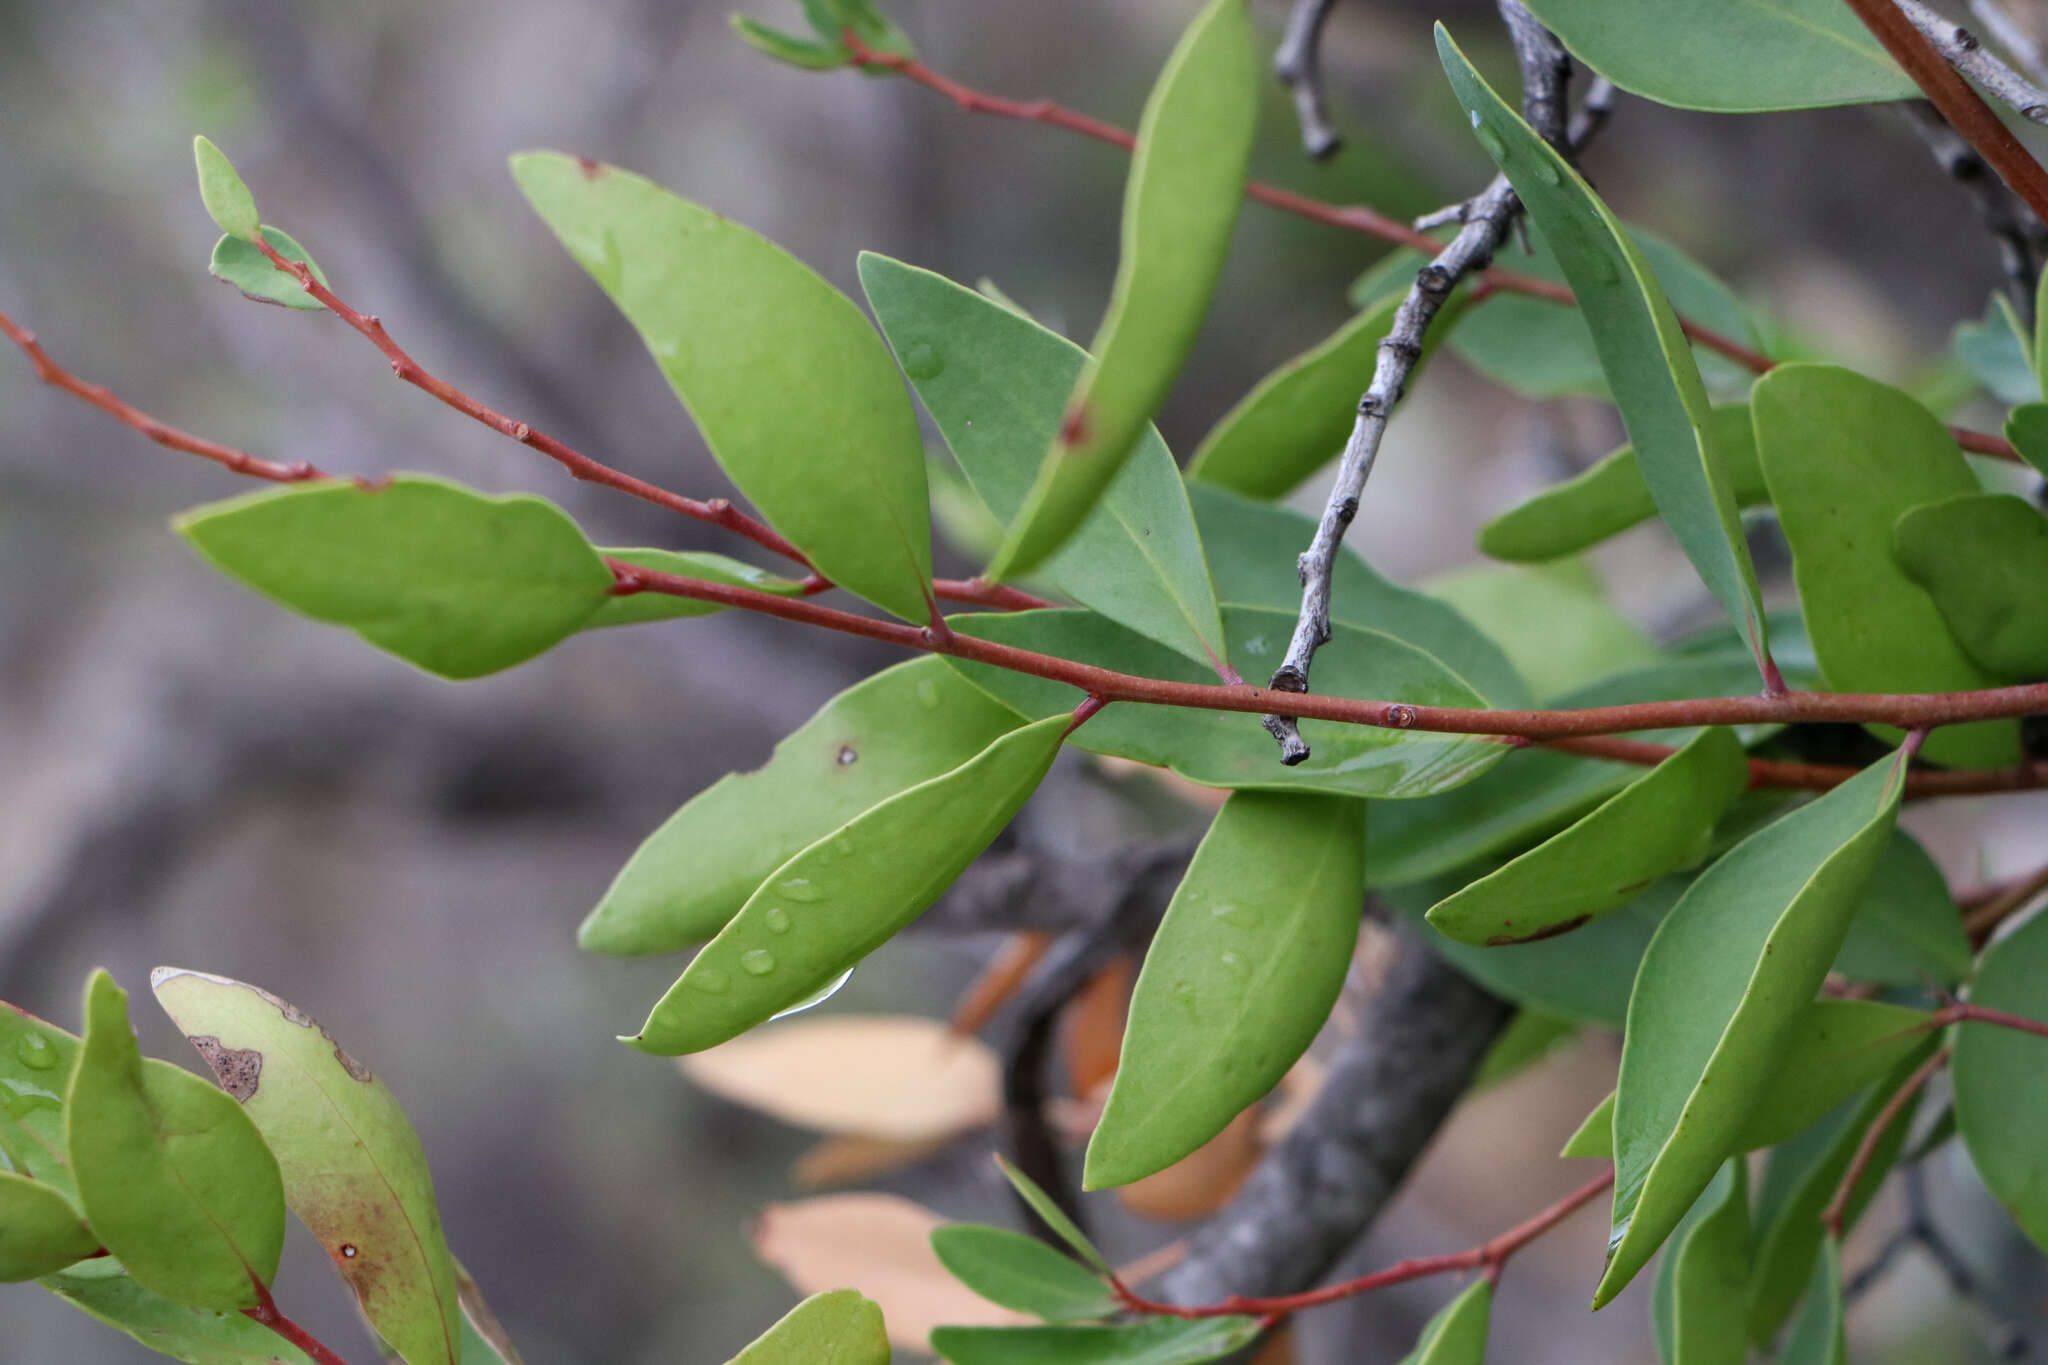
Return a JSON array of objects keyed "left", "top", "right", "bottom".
[
  {"left": 835, "top": 744, "right": 858, "bottom": 767},
  {"left": 577, "top": 156, "right": 603, "bottom": 179},
  {"left": 1059, "top": 404, "right": 1091, "bottom": 447},
  {"left": 332, "top": 1044, "right": 373, "bottom": 1083},
  {"left": 189, "top": 1035, "right": 262, "bottom": 1102},
  {"left": 1487, "top": 915, "right": 1593, "bottom": 947}
]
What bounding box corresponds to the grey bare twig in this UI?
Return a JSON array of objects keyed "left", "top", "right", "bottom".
[
  {"left": 1971, "top": 0, "right": 2048, "bottom": 83},
  {"left": 1899, "top": 100, "right": 2044, "bottom": 320},
  {"left": 1275, "top": 0, "right": 1343, "bottom": 160},
  {"left": 1263, "top": 2, "right": 1573, "bottom": 763},
  {"left": 1901, "top": 0, "right": 2048, "bottom": 124}
]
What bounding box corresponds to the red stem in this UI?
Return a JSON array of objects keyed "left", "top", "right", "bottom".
[
  {"left": 244, "top": 1282, "right": 355, "bottom": 1365},
  {"left": 1937, "top": 1001, "right": 2048, "bottom": 1042},
  {"left": 1113, "top": 1167, "right": 1613, "bottom": 1320},
  {"left": 1822, "top": 1047, "right": 1947, "bottom": 1238}
]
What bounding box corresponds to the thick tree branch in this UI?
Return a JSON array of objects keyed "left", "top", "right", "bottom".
[{"left": 1275, "top": 0, "right": 1343, "bottom": 160}]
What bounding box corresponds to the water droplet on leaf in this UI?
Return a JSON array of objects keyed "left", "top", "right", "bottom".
[
  {"left": 771, "top": 966, "right": 855, "bottom": 1021},
  {"left": 741, "top": 949, "right": 777, "bottom": 976},
  {"left": 1476, "top": 128, "right": 1507, "bottom": 158},
  {"left": 14, "top": 1034, "right": 57, "bottom": 1071},
  {"left": 688, "top": 969, "right": 732, "bottom": 995},
  {"left": 764, "top": 906, "right": 792, "bottom": 934},
  {"left": 779, "top": 878, "right": 824, "bottom": 902},
  {"left": 916, "top": 679, "right": 940, "bottom": 710},
  {"left": 902, "top": 341, "right": 945, "bottom": 380}
]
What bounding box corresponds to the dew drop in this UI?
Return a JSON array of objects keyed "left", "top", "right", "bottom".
[
  {"left": 740, "top": 949, "right": 777, "bottom": 976},
  {"left": 1209, "top": 903, "right": 1259, "bottom": 933},
  {"left": 339, "top": 1244, "right": 359, "bottom": 1260},
  {"left": 916, "top": 679, "right": 940, "bottom": 710},
  {"left": 1468, "top": 109, "right": 1484, "bottom": 129},
  {"left": 687, "top": 969, "right": 732, "bottom": 995},
  {"left": 771, "top": 966, "right": 855, "bottom": 1021},
  {"left": 834, "top": 836, "right": 854, "bottom": 858},
  {"left": 778, "top": 877, "right": 824, "bottom": 903},
  {"left": 14, "top": 1034, "right": 57, "bottom": 1071},
  {"left": 1535, "top": 161, "right": 1563, "bottom": 187},
  {"left": 1170, "top": 981, "right": 1200, "bottom": 1021},
  {"left": 902, "top": 341, "right": 945, "bottom": 381},
  {"left": 1219, "top": 950, "right": 1248, "bottom": 976},
  {"left": 1476, "top": 128, "right": 1508, "bottom": 159},
  {"left": 763, "top": 906, "right": 792, "bottom": 934},
  {"left": 0, "top": 1080, "right": 60, "bottom": 1120}
]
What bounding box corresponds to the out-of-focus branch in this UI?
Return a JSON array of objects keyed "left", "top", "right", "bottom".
[
  {"left": 1899, "top": 0, "right": 2048, "bottom": 125},
  {"left": 1898, "top": 100, "right": 2043, "bottom": 320},
  {"left": 1274, "top": 0, "right": 1343, "bottom": 160}
]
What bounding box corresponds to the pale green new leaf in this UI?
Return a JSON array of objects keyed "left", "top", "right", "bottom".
[
  {"left": 727, "top": 1289, "right": 889, "bottom": 1365},
  {"left": 1954, "top": 903, "right": 2048, "bottom": 1254},
  {"left": 1397, "top": 1278, "right": 1491, "bottom": 1364},
  {"left": 584, "top": 548, "right": 805, "bottom": 630},
  {"left": 1894, "top": 493, "right": 2048, "bottom": 680},
  {"left": 1650, "top": 1159, "right": 1747, "bottom": 1365},
  {"left": 929, "top": 1224, "right": 1117, "bottom": 1322},
  {"left": 994, "top": 1155, "right": 1110, "bottom": 1275},
  {"left": 41, "top": 1258, "right": 316, "bottom": 1365},
  {"left": 193, "top": 136, "right": 259, "bottom": 242},
  {"left": 930, "top": 1316, "right": 1262, "bottom": 1365},
  {"left": 210, "top": 227, "right": 329, "bottom": 310},
  {"left": 0, "top": 1172, "right": 97, "bottom": 1281}
]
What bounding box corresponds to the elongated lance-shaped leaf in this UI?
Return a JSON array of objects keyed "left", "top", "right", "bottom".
[
  {"left": 1954, "top": 901, "right": 2048, "bottom": 1255},
  {"left": 1776, "top": 1239, "right": 1846, "bottom": 1365},
  {"left": 40, "top": 1258, "right": 317, "bottom": 1365},
  {"left": 1598, "top": 744, "right": 1910, "bottom": 1307},
  {"left": 1894, "top": 493, "right": 2048, "bottom": 680},
  {"left": 929, "top": 1224, "right": 1117, "bottom": 1322},
  {"left": 995, "top": 1154, "right": 1110, "bottom": 1274},
  {"left": 1754, "top": 364, "right": 2019, "bottom": 768},
  {"left": 858, "top": 253, "right": 1226, "bottom": 668},
  {"left": 177, "top": 475, "right": 616, "bottom": 680},
  {"left": 151, "top": 968, "right": 462, "bottom": 1365},
  {"left": 1086, "top": 792, "right": 1364, "bottom": 1188},
  {"left": 66, "top": 971, "right": 284, "bottom": 1311},
  {"left": 1427, "top": 726, "right": 1747, "bottom": 946},
  {"left": 0, "top": 1172, "right": 97, "bottom": 1280},
  {"left": 584, "top": 547, "right": 806, "bottom": 630},
  {"left": 1397, "top": 1278, "right": 1491, "bottom": 1364},
  {"left": 1438, "top": 30, "right": 1772, "bottom": 687},
  {"left": 210, "top": 227, "right": 329, "bottom": 311},
  {"left": 582, "top": 657, "right": 1020, "bottom": 956},
  {"left": 727, "top": 1289, "right": 889, "bottom": 1365},
  {"left": 1187, "top": 284, "right": 1468, "bottom": 499},
  {"left": 988, "top": 0, "right": 1256, "bottom": 579},
  {"left": 1650, "top": 1158, "right": 1747, "bottom": 1365},
  {"left": 632, "top": 716, "right": 1067, "bottom": 1054},
  {"left": 511, "top": 152, "right": 933, "bottom": 622},
  {"left": 193, "top": 136, "right": 259, "bottom": 242},
  {"left": 1834, "top": 829, "right": 1972, "bottom": 988},
  {"left": 929, "top": 1315, "right": 1263, "bottom": 1365}
]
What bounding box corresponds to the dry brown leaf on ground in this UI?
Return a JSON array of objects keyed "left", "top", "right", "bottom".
[
  {"left": 950, "top": 931, "right": 1054, "bottom": 1037},
  {"left": 790, "top": 1133, "right": 953, "bottom": 1189},
  {"left": 1115, "top": 1106, "right": 1264, "bottom": 1222},
  {"left": 1061, "top": 955, "right": 1134, "bottom": 1098}
]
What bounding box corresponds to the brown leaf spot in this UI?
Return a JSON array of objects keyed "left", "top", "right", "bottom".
[
  {"left": 576, "top": 157, "right": 603, "bottom": 180},
  {"left": 189, "top": 1035, "right": 262, "bottom": 1102},
  {"left": 332, "top": 1043, "right": 373, "bottom": 1083},
  {"left": 1059, "top": 405, "right": 1090, "bottom": 447},
  {"left": 836, "top": 744, "right": 858, "bottom": 766},
  {"left": 1486, "top": 915, "right": 1593, "bottom": 946}
]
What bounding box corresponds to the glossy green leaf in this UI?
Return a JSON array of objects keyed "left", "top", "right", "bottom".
[
  {"left": 929, "top": 1225, "right": 1117, "bottom": 1322},
  {"left": 1397, "top": 1278, "right": 1491, "bottom": 1365},
  {"left": 177, "top": 475, "right": 615, "bottom": 680},
  {"left": 631, "top": 715, "right": 1066, "bottom": 1054},
  {"left": 930, "top": 1316, "right": 1262, "bottom": 1365},
  {"left": 1426, "top": 727, "right": 1747, "bottom": 946},
  {"left": 994, "top": 1155, "right": 1110, "bottom": 1274},
  {"left": 0, "top": 1002, "right": 80, "bottom": 1194},
  {"left": 0, "top": 1172, "right": 97, "bottom": 1280},
  {"left": 1478, "top": 406, "right": 1766, "bottom": 562},
  {"left": 1188, "top": 484, "right": 1528, "bottom": 709},
  {"left": 1087, "top": 792, "right": 1364, "bottom": 1188},
  {"left": 1955, "top": 296, "right": 2038, "bottom": 405},
  {"left": 1440, "top": 31, "right": 1772, "bottom": 686},
  {"left": 583, "top": 657, "right": 1020, "bottom": 956},
  {"left": 1423, "top": 560, "right": 1660, "bottom": 702},
  {"left": 150, "top": 968, "right": 462, "bottom": 1365},
  {"left": 2004, "top": 401, "right": 2048, "bottom": 476},
  {"left": 193, "top": 136, "right": 259, "bottom": 242},
  {"left": 210, "top": 226, "right": 328, "bottom": 310},
  {"left": 858, "top": 253, "right": 1226, "bottom": 667},
  {"left": 1560, "top": 1092, "right": 1614, "bottom": 1159},
  {"left": 990, "top": 0, "right": 1256, "bottom": 578},
  {"left": 40, "top": 1258, "right": 316, "bottom": 1365},
  {"left": 1833, "top": 829, "right": 1972, "bottom": 987},
  {"left": 66, "top": 971, "right": 284, "bottom": 1311},
  {"left": 1776, "top": 1240, "right": 1846, "bottom": 1365},
  {"left": 1650, "top": 1159, "right": 1747, "bottom": 1365},
  {"left": 727, "top": 1289, "right": 889, "bottom": 1365},
  {"left": 1755, "top": 363, "right": 2020, "bottom": 767},
  {"left": 947, "top": 607, "right": 1504, "bottom": 799},
  {"left": 1954, "top": 902, "right": 2048, "bottom": 1254},
  {"left": 1519, "top": 0, "right": 1913, "bottom": 111},
  {"left": 512, "top": 151, "right": 932, "bottom": 621},
  {"left": 1186, "top": 285, "right": 1467, "bottom": 498},
  {"left": 584, "top": 548, "right": 805, "bottom": 630},
  {"left": 1599, "top": 745, "right": 1909, "bottom": 1307},
  {"left": 1894, "top": 493, "right": 2048, "bottom": 679}
]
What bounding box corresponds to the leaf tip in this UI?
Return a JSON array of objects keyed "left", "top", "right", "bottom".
[{"left": 193, "top": 135, "right": 261, "bottom": 243}]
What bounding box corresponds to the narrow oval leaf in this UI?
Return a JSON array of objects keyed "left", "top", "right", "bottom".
[
  {"left": 1954, "top": 903, "right": 2048, "bottom": 1254},
  {"left": 585, "top": 547, "right": 805, "bottom": 630},
  {"left": 729, "top": 17, "right": 850, "bottom": 70},
  {"left": 631, "top": 716, "right": 1067, "bottom": 1054},
  {"left": 0, "top": 1172, "right": 97, "bottom": 1281},
  {"left": 511, "top": 151, "right": 932, "bottom": 621},
  {"left": 948, "top": 607, "right": 1504, "bottom": 800},
  {"left": 929, "top": 1225, "right": 1116, "bottom": 1323},
  {"left": 1398, "top": 1278, "right": 1491, "bottom": 1365},
  {"left": 150, "top": 968, "right": 462, "bottom": 1365},
  {"left": 1423, "top": 560, "right": 1661, "bottom": 703},
  {"left": 41, "top": 1259, "right": 316, "bottom": 1365},
  {"left": 728, "top": 1289, "right": 890, "bottom": 1365},
  {"left": 1650, "top": 1159, "right": 1747, "bottom": 1365},
  {"left": 930, "top": 1316, "right": 1263, "bottom": 1365},
  {"left": 1478, "top": 406, "right": 1765, "bottom": 562},
  {"left": 1776, "top": 1239, "right": 1846, "bottom": 1365},
  {"left": 1086, "top": 792, "right": 1364, "bottom": 1188},
  {"left": 1833, "top": 829, "right": 1971, "bottom": 988},
  {"left": 1439, "top": 30, "right": 1771, "bottom": 686},
  {"left": 994, "top": 1155, "right": 1109, "bottom": 1275},
  {"left": 210, "top": 227, "right": 329, "bottom": 310},
  {"left": 177, "top": 475, "right": 615, "bottom": 680},
  {"left": 989, "top": 0, "right": 1256, "bottom": 578},
  {"left": 859, "top": 254, "right": 1225, "bottom": 669},
  {"left": 1599, "top": 745, "right": 1909, "bottom": 1307},
  {"left": 1894, "top": 493, "right": 2048, "bottom": 679},
  {"left": 1754, "top": 363, "right": 2019, "bottom": 768},
  {"left": 583, "top": 657, "right": 1020, "bottom": 956},
  {"left": 193, "top": 136, "right": 259, "bottom": 242},
  {"left": 1519, "top": 0, "right": 1913, "bottom": 111},
  {"left": 66, "top": 971, "right": 284, "bottom": 1311},
  {"left": 1560, "top": 1093, "right": 1614, "bottom": 1159},
  {"left": 1427, "top": 727, "right": 1747, "bottom": 947}
]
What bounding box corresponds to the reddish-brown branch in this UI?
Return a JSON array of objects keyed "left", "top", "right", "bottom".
[
  {"left": 1936, "top": 1000, "right": 2048, "bottom": 1041},
  {"left": 1822, "top": 1047, "right": 1948, "bottom": 1238},
  {"left": 244, "top": 1282, "right": 355, "bottom": 1365},
  {"left": 1541, "top": 735, "right": 2048, "bottom": 799},
  {"left": 1112, "top": 1167, "right": 1613, "bottom": 1320}
]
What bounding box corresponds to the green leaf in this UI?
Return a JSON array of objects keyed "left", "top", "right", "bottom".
[
  {"left": 1833, "top": 829, "right": 1972, "bottom": 988},
  {"left": 1518, "top": 0, "right": 1914, "bottom": 111},
  {"left": 1186, "top": 284, "right": 1468, "bottom": 498},
  {"left": 176, "top": 475, "right": 616, "bottom": 680},
  {"left": 728, "top": 16, "right": 850, "bottom": 70},
  {"left": 210, "top": 227, "right": 329, "bottom": 310},
  {"left": 947, "top": 607, "right": 1504, "bottom": 799},
  {"left": 1650, "top": 1158, "right": 1747, "bottom": 1365},
  {"left": 1598, "top": 745, "right": 1909, "bottom": 1307},
  {"left": 0, "top": 1172, "right": 97, "bottom": 1281},
  {"left": 1425, "top": 727, "right": 1748, "bottom": 946},
  {"left": 727, "top": 1289, "right": 889, "bottom": 1365},
  {"left": 1472, "top": 1007, "right": 1578, "bottom": 1089},
  {"left": 1955, "top": 297, "right": 2039, "bottom": 405},
  {"left": 41, "top": 1258, "right": 316, "bottom": 1364},
  {"left": 1189, "top": 484, "right": 1529, "bottom": 709},
  {"left": 2004, "top": 401, "right": 2048, "bottom": 476},
  {"left": 994, "top": 1154, "right": 1110, "bottom": 1274},
  {"left": 1560, "top": 1092, "right": 1613, "bottom": 1158},
  {"left": 1397, "top": 1278, "right": 1491, "bottom": 1364},
  {"left": 511, "top": 152, "right": 932, "bottom": 621},
  {"left": 193, "top": 136, "right": 259, "bottom": 243},
  {"left": 1775, "top": 1239, "right": 1846, "bottom": 1365},
  {"left": 1478, "top": 406, "right": 1766, "bottom": 562},
  {"left": 1423, "top": 560, "right": 1661, "bottom": 702},
  {"left": 858, "top": 253, "right": 1226, "bottom": 668},
  {"left": 582, "top": 657, "right": 1020, "bottom": 956},
  {"left": 1086, "top": 792, "right": 1364, "bottom": 1188},
  {"left": 66, "top": 971, "right": 284, "bottom": 1311},
  {"left": 1754, "top": 364, "right": 2020, "bottom": 768},
  {"left": 631, "top": 715, "right": 1067, "bottom": 1054},
  {"left": 150, "top": 968, "right": 462, "bottom": 1365},
  {"left": 0, "top": 1003, "right": 81, "bottom": 1194},
  {"left": 1439, "top": 30, "right": 1772, "bottom": 686},
  {"left": 1954, "top": 902, "right": 2048, "bottom": 1255},
  {"left": 929, "top": 1224, "right": 1117, "bottom": 1322},
  {"left": 989, "top": 0, "right": 1256, "bottom": 578},
  {"left": 454, "top": 1262, "right": 526, "bottom": 1365},
  {"left": 584, "top": 548, "right": 805, "bottom": 630},
  {"left": 1894, "top": 493, "right": 2048, "bottom": 679},
  {"left": 930, "top": 1316, "right": 1262, "bottom": 1365}
]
